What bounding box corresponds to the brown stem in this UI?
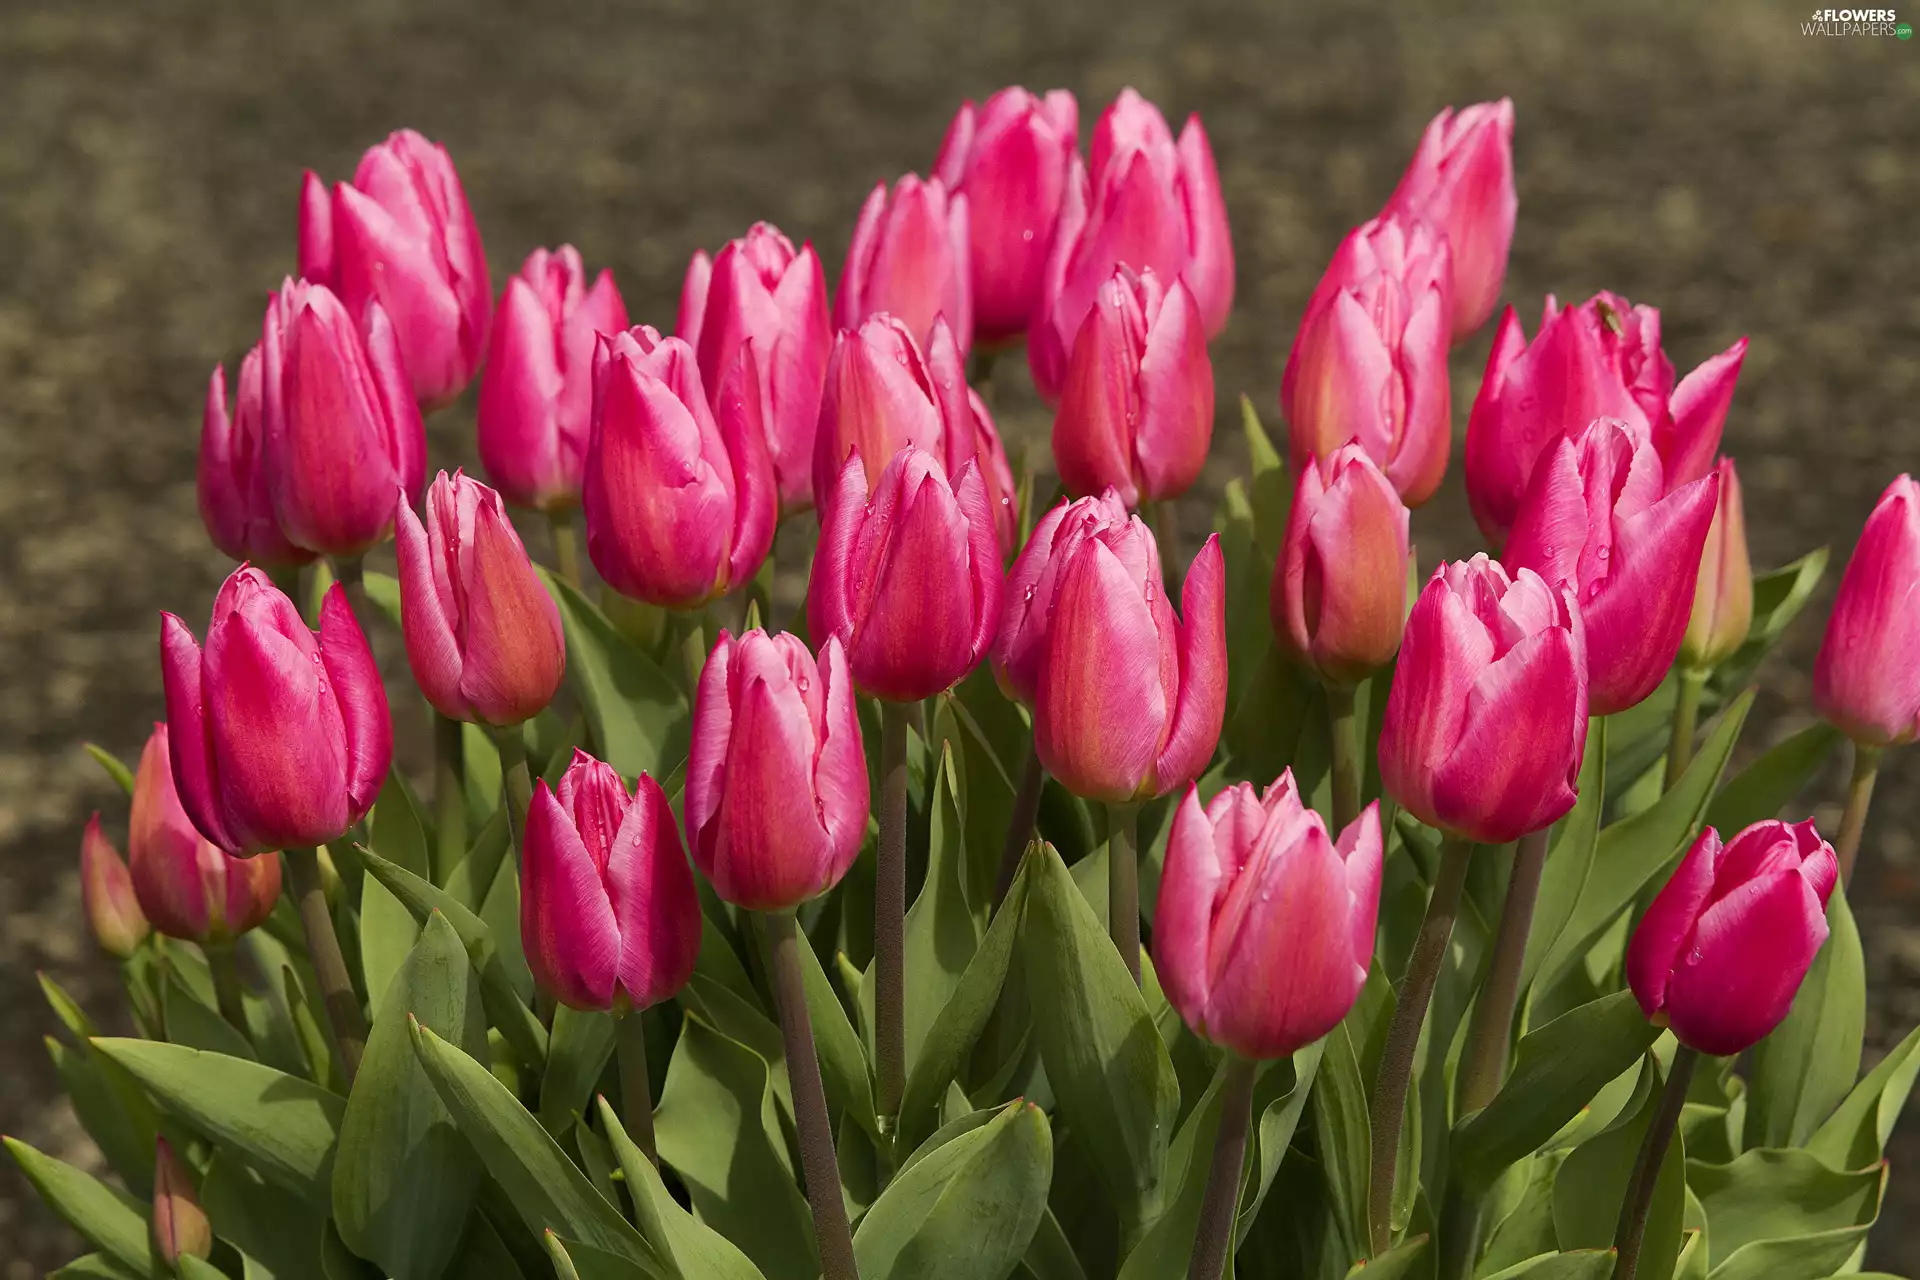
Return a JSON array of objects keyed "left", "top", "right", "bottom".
[
  {"left": 1187, "top": 1055, "right": 1257, "bottom": 1280},
  {"left": 1612, "top": 1047, "right": 1697, "bottom": 1280},
  {"left": 876, "top": 701, "right": 910, "bottom": 1126},
  {"left": 992, "top": 744, "right": 1047, "bottom": 910},
  {"left": 285, "top": 847, "right": 365, "bottom": 1081},
  {"left": 1835, "top": 742, "right": 1881, "bottom": 884}
]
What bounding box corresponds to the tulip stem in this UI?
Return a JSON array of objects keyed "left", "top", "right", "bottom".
[
  {"left": 433, "top": 713, "right": 467, "bottom": 884},
  {"left": 992, "top": 744, "right": 1047, "bottom": 911},
  {"left": 764, "top": 910, "right": 861, "bottom": 1280},
  {"left": 331, "top": 555, "right": 371, "bottom": 630},
  {"left": 615, "top": 1011, "right": 658, "bottom": 1168},
  {"left": 549, "top": 509, "right": 581, "bottom": 586},
  {"left": 1187, "top": 1055, "right": 1257, "bottom": 1280},
  {"left": 1108, "top": 802, "right": 1142, "bottom": 985},
  {"left": 1612, "top": 1046, "right": 1697, "bottom": 1280},
  {"left": 1836, "top": 742, "right": 1882, "bottom": 884},
  {"left": 492, "top": 727, "right": 534, "bottom": 865},
  {"left": 285, "top": 846, "right": 366, "bottom": 1082},
  {"left": 1147, "top": 500, "right": 1186, "bottom": 592},
  {"left": 876, "top": 700, "right": 910, "bottom": 1130},
  {"left": 1367, "top": 834, "right": 1473, "bottom": 1257},
  {"left": 1327, "top": 682, "right": 1363, "bottom": 832},
  {"left": 205, "top": 939, "right": 248, "bottom": 1034},
  {"left": 968, "top": 346, "right": 998, "bottom": 390},
  {"left": 1663, "top": 669, "right": 1707, "bottom": 791}
]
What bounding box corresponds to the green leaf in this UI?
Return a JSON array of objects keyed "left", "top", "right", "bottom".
[
  {"left": 1709, "top": 549, "right": 1830, "bottom": 697},
  {"left": 4, "top": 1138, "right": 148, "bottom": 1275},
  {"left": 1479, "top": 1153, "right": 1565, "bottom": 1276},
  {"left": 545, "top": 1233, "right": 664, "bottom": 1280},
  {"left": 541, "top": 568, "right": 689, "bottom": 779},
  {"left": 464, "top": 721, "right": 505, "bottom": 834},
  {"left": 361, "top": 569, "right": 405, "bottom": 630},
  {"left": 798, "top": 925, "right": 877, "bottom": 1140},
  {"left": 1118, "top": 1060, "right": 1243, "bottom": 1280},
  {"left": 540, "top": 1005, "right": 618, "bottom": 1138},
  {"left": 1745, "top": 887, "right": 1864, "bottom": 1149},
  {"left": 83, "top": 742, "right": 137, "bottom": 795},
  {"left": 362, "top": 768, "right": 434, "bottom": 1018},
  {"left": 1312, "top": 1018, "right": 1372, "bottom": 1254},
  {"left": 1343, "top": 1234, "right": 1430, "bottom": 1279},
  {"left": 1703, "top": 722, "right": 1841, "bottom": 834},
  {"left": 179, "top": 1258, "right": 228, "bottom": 1280},
  {"left": 202, "top": 1149, "right": 327, "bottom": 1280},
  {"left": 43, "top": 1035, "right": 158, "bottom": 1199},
  {"left": 904, "top": 739, "right": 985, "bottom": 1077},
  {"left": 444, "top": 810, "right": 510, "bottom": 915},
  {"left": 1552, "top": 1057, "right": 1684, "bottom": 1280},
  {"left": 1807, "top": 1021, "right": 1920, "bottom": 1170},
  {"left": 1521, "top": 719, "right": 1607, "bottom": 997},
  {"left": 1689, "top": 1148, "right": 1881, "bottom": 1269},
  {"left": 1478, "top": 1251, "right": 1616, "bottom": 1280},
  {"left": 1235, "top": 1043, "right": 1322, "bottom": 1245},
  {"left": 91, "top": 1037, "right": 342, "bottom": 1202},
  {"left": 449, "top": 1208, "right": 531, "bottom": 1280},
  {"left": 162, "top": 960, "right": 257, "bottom": 1059},
  {"left": 1020, "top": 1208, "right": 1089, "bottom": 1280},
  {"left": 592, "top": 1095, "right": 766, "bottom": 1280},
  {"left": 1703, "top": 1226, "right": 1876, "bottom": 1280}
]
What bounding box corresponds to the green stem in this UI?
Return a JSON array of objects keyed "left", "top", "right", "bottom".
[
  {"left": 1367, "top": 835, "right": 1474, "bottom": 1256},
  {"left": 493, "top": 728, "right": 534, "bottom": 870},
  {"left": 876, "top": 701, "right": 910, "bottom": 1129},
  {"left": 992, "top": 743, "right": 1047, "bottom": 911},
  {"left": 331, "top": 555, "right": 369, "bottom": 625},
  {"left": 1108, "top": 802, "right": 1142, "bottom": 985},
  {"left": 1663, "top": 669, "right": 1707, "bottom": 791},
  {"left": 968, "top": 345, "right": 998, "bottom": 391},
  {"left": 616, "top": 1011, "right": 657, "bottom": 1168},
  {"left": 680, "top": 618, "right": 708, "bottom": 700},
  {"left": 549, "top": 508, "right": 581, "bottom": 586},
  {"left": 285, "top": 846, "right": 366, "bottom": 1081},
  {"left": 433, "top": 713, "right": 467, "bottom": 885},
  {"left": 264, "top": 562, "right": 305, "bottom": 603},
  {"left": 1187, "top": 1055, "right": 1257, "bottom": 1280},
  {"left": 206, "top": 939, "right": 248, "bottom": 1034},
  {"left": 1612, "top": 1047, "right": 1697, "bottom": 1280},
  {"left": 1835, "top": 742, "right": 1882, "bottom": 884},
  {"left": 1327, "top": 682, "right": 1363, "bottom": 832},
  {"left": 1147, "top": 500, "right": 1186, "bottom": 592}
]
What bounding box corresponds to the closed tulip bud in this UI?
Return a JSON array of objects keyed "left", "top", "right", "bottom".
[
  {"left": 836, "top": 173, "right": 972, "bottom": 357},
  {"left": 994, "top": 489, "right": 1133, "bottom": 706},
  {"left": 151, "top": 1138, "right": 212, "bottom": 1265},
  {"left": 584, "top": 326, "right": 776, "bottom": 608},
  {"left": 1155, "top": 773, "right": 1383, "bottom": 1058},
  {"left": 395, "top": 471, "right": 566, "bottom": 726},
  {"left": 687, "top": 630, "right": 870, "bottom": 911},
  {"left": 1030, "top": 89, "right": 1233, "bottom": 401},
  {"left": 520, "top": 751, "right": 700, "bottom": 1012},
  {"left": 160, "top": 567, "right": 390, "bottom": 854},
  {"left": 933, "top": 87, "right": 1080, "bottom": 346},
  {"left": 1627, "top": 819, "right": 1838, "bottom": 1055},
  {"left": 1815, "top": 474, "right": 1920, "bottom": 747},
  {"left": 1033, "top": 526, "right": 1227, "bottom": 803},
  {"left": 809, "top": 445, "right": 1004, "bottom": 702},
  {"left": 1382, "top": 99, "right": 1516, "bottom": 337},
  {"left": 299, "top": 129, "right": 491, "bottom": 408},
  {"left": 678, "top": 223, "right": 832, "bottom": 511},
  {"left": 200, "top": 351, "right": 314, "bottom": 568},
  {"left": 129, "top": 723, "right": 281, "bottom": 944},
  {"left": 1053, "top": 266, "right": 1213, "bottom": 508},
  {"left": 1274, "top": 443, "right": 1411, "bottom": 685},
  {"left": 259, "top": 278, "right": 426, "bottom": 558},
  {"left": 477, "top": 246, "right": 629, "bottom": 512},
  {"left": 80, "top": 814, "right": 148, "bottom": 959},
  {"left": 1680, "top": 458, "right": 1752, "bottom": 672},
  {"left": 1504, "top": 419, "right": 1720, "bottom": 716},
  {"left": 1380, "top": 556, "right": 1588, "bottom": 844}
]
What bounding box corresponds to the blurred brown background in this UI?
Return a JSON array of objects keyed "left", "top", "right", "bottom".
[{"left": 3, "top": 0, "right": 1919, "bottom": 1271}]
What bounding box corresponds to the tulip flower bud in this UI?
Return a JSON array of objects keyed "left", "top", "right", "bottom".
[
  {"left": 687, "top": 630, "right": 870, "bottom": 911},
  {"left": 1273, "top": 443, "right": 1411, "bottom": 685},
  {"left": 678, "top": 223, "right": 832, "bottom": 510},
  {"left": 1381, "top": 99, "right": 1516, "bottom": 338},
  {"left": 1280, "top": 213, "right": 1452, "bottom": 506},
  {"left": 1155, "top": 773, "right": 1383, "bottom": 1059},
  {"left": 477, "top": 246, "right": 629, "bottom": 512},
  {"left": 583, "top": 326, "right": 776, "bottom": 609},
  {"left": 521, "top": 751, "right": 700, "bottom": 1012},
  {"left": 160, "top": 567, "right": 391, "bottom": 855},
  {"left": 994, "top": 489, "right": 1133, "bottom": 706},
  {"left": 1504, "top": 418, "right": 1720, "bottom": 716},
  {"left": 1379, "top": 556, "right": 1587, "bottom": 844},
  {"left": 809, "top": 445, "right": 1004, "bottom": 702},
  {"left": 259, "top": 278, "right": 426, "bottom": 558},
  {"left": 933, "top": 87, "right": 1080, "bottom": 346},
  {"left": 200, "top": 351, "right": 314, "bottom": 568},
  {"left": 395, "top": 472, "right": 566, "bottom": 726},
  {"left": 1030, "top": 89, "right": 1233, "bottom": 401},
  {"left": 1815, "top": 474, "right": 1920, "bottom": 747},
  {"left": 1627, "top": 819, "right": 1838, "bottom": 1055},
  {"left": 1033, "top": 526, "right": 1227, "bottom": 803},
  {"left": 80, "top": 814, "right": 148, "bottom": 959},
  {"left": 1052, "top": 266, "right": 1213, "bottom": 508},
  {"left": 1680, "top": 458, "right": 1752, "bottom": 672},
  {"left": 129, "top": 723, "right": 281, "bottom": 944},
  {"left": 835, "top": 173, "right": 972, "bottom": 357},
  {"left": 299, "top": 129, "right": 491, "bottom": 408},
  {"left": 151, "top": 1138, "right": 212, "bottom": 1265}
]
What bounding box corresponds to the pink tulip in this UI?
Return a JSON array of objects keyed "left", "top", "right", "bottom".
[
  {"left": 1033, "top": 526, "right": 1227, "bottom": 803},
  {"left": 933, "top": 87, "right": 1080, "bottom": 346},
  {"left": 1155, "top": 773, "right": 1383, "bottom": 1059},
  {"left": 808, "top": 445, "right": 1004, "bottom": 702},
  {"left": 395, "top": 471, "right": 566, "bottom": 726},
  {"left": 259, "top": 278, "right": 426, "bottom": 558},
  {"left": 1504, "top": 418, "right": 1720, "bottom": 715},
  {"left": 1815, "top": 474, "right": 1920, "bottom": 747},
  {"left": 686, "top": 629, "right": 870, "bottom": 911},
  {"left": 1680, "top": 458, "right": 1753, "bottom": 672},
  {"left": 1273, "top": 443, "right": 1411, "bottom": 685},
  {"left": 1280, "top": 212, "right": 1452, "bottom": 506},
  {"left": 476, "top": 246, "right": 629, "bottom": 512},
  {"left": 151, "top": 1138, "right": 212, "bottom": 1265},
  {"left": 1381, "top": 99, "right": 1516, "bottom": 337},
  {"left": 836, "top": 173, "right": 972, "bottom": 357},
  {"left": 1030, "top": 89, "right": 1233, "bottom": 401},
  {"left": 200, "top": 351, "right": 314, "bottom": 568},
  {"left": 520, "top": 751, "right": 700, "bottom": 1013},
  {"left": 128, "top": 723, "right": 281, "bottom": 945},
  {"left": 79, "top": 814, "right": 148, "bottom": 959},
  {"left": 160, "top": 567, "right": 390, "bottom": 855},
  {"left": 583, "top": 326, "right": 776, "bottom": 609},
  {"left": 300, "top": 129, "right": 491, "bottom": 408},
  {"left": 994, "top": 488, "right": 1132, "bottom": 706},
  {"left": 1052, "top": 266, "right": 1213, "bottom": 508},
  {"left": 1379, "top": 556, "right": 1587, "bottom": 844},
  {"left": 678, "top": 223, "right": 832, "bottom": 510},
  {"left": 1627, "top": 819, "right": 1837, "bottom": 1056}
]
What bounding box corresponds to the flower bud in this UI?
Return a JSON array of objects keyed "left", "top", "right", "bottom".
[
  {"left": 1381, "top": 99, "right": 1516, "bottom": 337},
  {"left": 1274, "top": 443, "right": 1411, "bottom": 685},
  {"left": 994, "top": 489, "right": 1132, "bottom": 706},
  {"left": 1627, "top": 819, "right": 1837, "bottom": 1055},
  {"left": 1680, "top": 457, "right": 1752, "bottom": 672},
  {"left": 151, "top": 1138, "right": 212, "bottom": 1265},
  {"left": 130, "top": 723, "right": 281, "bottom": 944},
  {"left": 835, "top": 173, "right": 971, "bottom": 357},
  {"left": 1815, "top": 474, "right": 1920, "bottom": 747},
  {"left": 1155, "top": 773, "right": 1383, "bottom": 1059},
  {"left": 200, "top": 351, "right": 314, "bottom": 568},
  {"left": 79, "top": 814, "right": 148, "bottom": 959}
]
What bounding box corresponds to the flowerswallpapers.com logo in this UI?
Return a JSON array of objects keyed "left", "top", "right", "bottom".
[{"left": 1802, "top": 6, "right": 1912, "bottom": 34}]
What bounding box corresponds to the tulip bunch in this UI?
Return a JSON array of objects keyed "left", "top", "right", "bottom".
[{"left": 25, "top": 81, "right": 1920, "bottom": 1280}]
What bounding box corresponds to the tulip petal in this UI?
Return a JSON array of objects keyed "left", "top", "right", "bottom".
[
  {"left": 846, "top": 468, "right": 976, "bottom": 701},
  {"left": 1626, "top": 828, "right": 1722, "bottom": 1018},
  {"left": 477, "top": 277, "right": 570, "bottom": 509},
  {"left": 1053, "top": 287, "right": 1142, "bottom": 505},
  {"left": 1663, "top": 337, "right": 1747, "bottom": 488},
  {"left": 521, "top": 782, "right": 620, "bottom": 1010},
  {"left": 1390, "top": 285, "right": 1452, "bottom": 506},
  {"left": 1337, "top": 804, "right": 1385, "bottom": 971},
  {"left": 1816, "top": 476, "right": 1920, "bottom": 745},
  {"left": 1153, "top": 535, "right": 1228, "bottom": 795},
  {"left": 395, "top": 491, "right": 467, "bottom": 719},
  {"left": 1430, "top": 624, "right": 1583, "bottom": 842},
  {"left": 1175, "top": 116, "right": 1234, "bottom": 336},
  {"left": 318, "top": 584, "right": 392, "bottom": 823},
  {"left": 605, "top": 776, "right": 701, "bottom": 1008},
  {"left": 160, "top": 616, "right": 236, "bottom": 854},
  {"left": 1581, "top": 472, "right": 1719, "bottom": 715},
  {"left": 709, "top": 664, "right": 836, "bottom": 910},
  {"left": 333, "top": 183, "right": 467, "bottom": 405},
  {"left": 298, "top": 170, "right": 335, "bottom": 285},
  {"left": 1664, "top": 869, "right": 1829, "bottom": 1056},
  {"left": 1288, "top": 289, "right": 1397, "bottom": 476},
  {"left": 1135, "top": 281, "right": 1213, "bottom": 503},
  {"left": 1152, "top": 786, "right": 1222, "bottom": 1032},
  {"left": 685, "top": 629, "right": 735, "bottom": 854},
  {"left": 715, "top": 344, "right": 779, "bottom": 592},
  {"left": 458, "top": 496, "right": 567, "bottom": 725},
  {"left": 834, "top": 183, "right": 889, "bottom": 331},
  {"left": 813, "top": 637, "right": 871, "bottom": 884}
]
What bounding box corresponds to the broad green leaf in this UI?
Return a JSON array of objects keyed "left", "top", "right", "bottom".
[
  {"left": 1311, "top": 1018, "right": 1372, "bottom": 1255},
  {"left": 83, "top": 742, "right": 136, "bottom": 794},
  {"left": 1687, "top": 1147, "right": 1881, "bottom": 1268},
  {"left": 798, "top": 925, "right": 877, "bottom": 1140},
  {"left": 1807, "top": 1021, "right": 1920, "bottom": 1169},
  {"left": 541, "top": 568, "right": 689, "bottom": 779},
  {"left": 1521, "top": 719, "right": 1607, "bottom": 997},
  {"left": 545, "top": 1233, "right": 663, "bottom": 1280},
  {"left": 540, "top": 1005, "right": 618, "bottom": 1138},
  {"left": 1235, "top": 1042, "right": 1323, "bottom": 1244},
  {"left": 1478, "top": 1152, "right": 1565, "bottom": 1276},
  {"left": 1020, "top": 1208, "right": 1088, "bottom": 1280},
  {"left": 49, "top": 1258, "right": 145, "bottom": 1280},
  {"left": 593, "top": 1095, "right": 766, "bottom": 1280},
  {"left": 1703, "top": 1224, "right": 1875, "bottom": 1280},
  {"left": 360, "top": 569, "right": 404, "bottom": 629},
  {"left": 1552, "top": 1057, "right": 1684, "bottom": 1280},
  {"left": 449, "top": 1209, "right": 531, "bottom": 1280},
  {"left": 479, "top": 832, "right": 534, "bottom": 1002},
  {"left": 904, "top": 739, "right": 982, "bottom": 1075},
  {"left": 941, "top": 674, "right": 1023, "bottom": 916},
  {"left": 162, "top": 961, "right": 256, "bottom": 1059},
  {"left": 1703, "top": 721, "right": 1841, "bottom": 834},
  {"left": 1745, "top": 888, "right": 1864, "bottom": 1149},
  {"left": 202, "top": 1150, "right": 327, "bottom": 1280},
  {"left": 463, "top": 721, "right": 505, "bottom": 834},
  {"left": 444, "top": 810, "right": 510, "bottom": 914},
  {"left": 1117, "top": 1062, "right": 1234, "bottom": 1279},
  {"left": 179, "top": 1258, "right": 228, "bottom": 1280},
  {"left": 43, "top": 1035, "right": 157, "bottom": 1199},
  {"left": 1478, "top": 1251, "right": 1615, "bottom": 1279},
  {"left": 1343, "top": 1233, "right": 1430, "bottom": 1279},
  {"left": 1709, "top": 549, "right": 1830, "bottom": 698},
  {"left": 363, "top": 768, "right": 434, "bottom": 1019},
  {"left": 4, "top": 1138, "right": 147, "bottom": 1274}
]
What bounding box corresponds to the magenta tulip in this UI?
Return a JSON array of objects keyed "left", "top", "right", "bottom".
[
  {"left": 1155, "top": 772, "right": 1383, "bottom": 1059},
  {"left": 395, "top": 471, "right": 566, "bottom": 726},
  {"left": 1273, "top": 443, "right": 1411, "bottom": 685},
  {"left": 200, "top": 350, "right": 314, "bottom": 568},
  {"left": 1381, "top": 99, "right": 1516, "bottom": 338},
  {"left": 151, "top": 1138, "right": 212, "bottom": 1266},
  {"left": 809, "top": 445, "right": 1004, "bottom": 703},
  {"left": 299, "top": 129, "right": 491, "bottom": 408},
  {"left": 1815, "top": 474, "right": 1920, "bottom": 747},
  {"left": 1627, "top": 819, "right": 1837, "bottom": 1055},
  {"left": 160, "top": 566, "right": 390, "bottom": 854},
  {"left": 994, "top": 489, "right": 1133, "bottom": 706},
  {"left": 583, "top": 326, "right": 776, "bottom": 609},
  {"left": 1379, "top": 556, "right": 1587, "bottom": 844},
  {"left": 129, "top": 722, "right": 281, "bottom": 944},
  {"left": 477, "top": 246, "right": 629, "bottom": 512},
  {"left": 836, "top": 172, "right": 971, "bottom": 357},
  {"left": 1680, "top": 457, "right": 1753, "bottom": 672},
  {"left": 1052, "top": 266, "right": 1213, "bottom": 508},
  {"left": 80, "top": 814, "right": 148, "bottom": 959},
  {"left": 521, "top": 751, "right": 700, "bottom": 1013}
]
